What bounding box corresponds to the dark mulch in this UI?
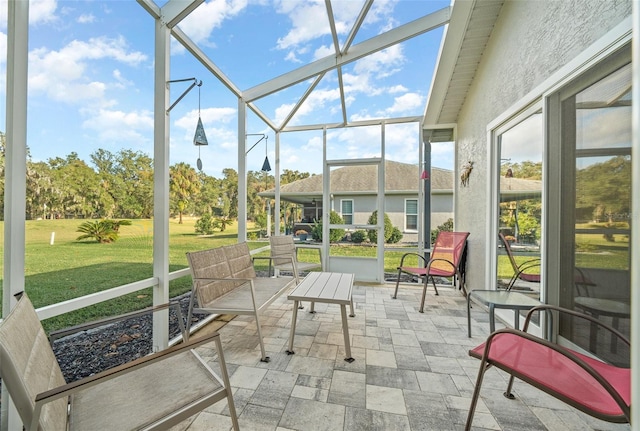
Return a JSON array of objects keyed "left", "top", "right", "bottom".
[{"left": 51, "top": 292, "right": 201, "bottom": 382}]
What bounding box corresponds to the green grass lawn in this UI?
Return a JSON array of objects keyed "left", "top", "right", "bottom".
[
  {"left": 0, "top": 218, "right": 629, "bottom": 332},
  {"left": 0, "top": 218, "right": 411, "bottom": 332},
  {"left": 0, "top": 218, "right": 258, "bottom": 331}
]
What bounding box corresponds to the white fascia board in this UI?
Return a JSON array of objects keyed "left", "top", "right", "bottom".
[
  {"left": 244, "top": 7, "right": 450, "bottom": 102},
  {"left": 162, "top": 0, "right": 204, "bottom": 28},
  {"left": 171, "top": 26, "right": 243, "bottom": 98},
  {"left": 422, "top": 0, "right": 475, "bottom": 126}
]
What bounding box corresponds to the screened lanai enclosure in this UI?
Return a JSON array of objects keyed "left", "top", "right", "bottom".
[
  {"left": 3, "top": 0, "right": 640, "bottom": 429},
  {"left": 2, "top": 1, "right": 453, "bottom": 426}
]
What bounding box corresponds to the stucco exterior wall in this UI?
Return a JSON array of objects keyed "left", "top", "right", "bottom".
[{"left": 453, "top": 0, "right": 631, "bottom": 289}]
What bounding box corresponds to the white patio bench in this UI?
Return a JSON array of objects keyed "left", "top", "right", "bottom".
[{"left": 186, "top": 242, "right": 297, "bottom": 362}]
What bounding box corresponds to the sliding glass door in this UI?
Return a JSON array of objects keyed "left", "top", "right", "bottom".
[{"left": 558, "top": 59, "right": 631, "bottom": 366}]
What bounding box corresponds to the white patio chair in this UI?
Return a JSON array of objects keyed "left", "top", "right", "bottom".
[
  {"left": 0, "top": 292, "right": 239, "bottom": 431},
  {"left": 267, "top": 235, "right": 322, "bottom": 283}
]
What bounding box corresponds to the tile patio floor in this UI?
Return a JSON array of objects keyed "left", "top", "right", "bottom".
[{"left": 176, "top": 282, "right": 631, "bottom": 431}]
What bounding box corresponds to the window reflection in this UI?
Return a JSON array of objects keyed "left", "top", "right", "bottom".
[
  {"left": 561, "top": 62, "right": 631, "bottom": 366},
  {"left": 496, "top": 112, "right": 543, "bottom": 294}
]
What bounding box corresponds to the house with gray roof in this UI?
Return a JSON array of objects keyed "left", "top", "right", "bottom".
[
  {"left": 261, "top": 160, "right": 542, "bottom": 243},
  {"left": 261, "top": 160, "right": 455, "bottom": 242}
]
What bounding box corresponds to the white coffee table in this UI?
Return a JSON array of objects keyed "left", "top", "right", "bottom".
[{"left": 286, "top": 272, "right": 356, "bottom": 362}]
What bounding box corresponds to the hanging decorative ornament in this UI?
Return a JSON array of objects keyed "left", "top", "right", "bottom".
[
  {"left": 261, "top": 136, "right": 271, "bottom": 172},
  {"left": 193, "top": 82, "right": 207, "bottom": 171}
]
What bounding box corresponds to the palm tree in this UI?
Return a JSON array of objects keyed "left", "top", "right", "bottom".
[{"left": 170, "top": 162, "right": 201, "bottom": 223}]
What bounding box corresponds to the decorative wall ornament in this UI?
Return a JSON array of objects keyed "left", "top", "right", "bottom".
[{"left": 460, "top": 161, "right": 474, "bottom": 187}]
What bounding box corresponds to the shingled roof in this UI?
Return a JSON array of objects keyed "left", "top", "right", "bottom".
[{"left": 260, "top": 160, "right": 453, "bottom": 203}]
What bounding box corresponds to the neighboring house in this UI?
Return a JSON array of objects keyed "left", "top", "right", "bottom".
[
  {"left": 423, "top": 0, "right": 632, "bottom": 360},
  {"left": 260, "top": 160, "right": 454, "bottom": 242}
]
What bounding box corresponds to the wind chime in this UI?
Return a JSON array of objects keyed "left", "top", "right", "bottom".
[{"left": 193, "top": 81, "right": 208, "bottom": 171}]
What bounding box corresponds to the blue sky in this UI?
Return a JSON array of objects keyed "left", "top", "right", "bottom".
[{"left": 0, "top": 0, "right": 454, "bottom": 178}]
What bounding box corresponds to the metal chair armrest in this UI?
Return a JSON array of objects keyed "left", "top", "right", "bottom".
[
  {"left": 397, "top": 252, "right": 427, "bottom": 268},
  {"left": 35, "top": 333, "right": 221, "bottom": 405}
]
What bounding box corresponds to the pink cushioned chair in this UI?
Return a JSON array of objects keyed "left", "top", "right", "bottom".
[
  {"left": 465, "top": 304, "right": 630, "bottom": 430},
  {"left": 499, "top": 232, "right": 540, "bottom": 290},
  {"left": 393, "top": 231, "right": 469, "bottom": 312}
]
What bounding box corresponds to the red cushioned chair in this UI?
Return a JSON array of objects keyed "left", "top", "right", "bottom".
[
  {"left": 393, "top": 231, "right": 469, "bottom": 312},
  {"left": 499, "top": 232, "right": 540, "bottom": 290},
  {"left": 465, "top": 304, "right": 630, "bottom": 430}
]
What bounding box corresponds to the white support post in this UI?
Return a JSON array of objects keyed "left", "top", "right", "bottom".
[
  {"left": 238, "top": 100, "right": 247, "bottom": 242},
  {"left": 377, "top": 124, "right": 386, "bottom": 283},
  {"left": 322, "top": 127, "right": 329, "bottom": 268},
  {"left": 3, "top": 1, "right": 29, "bottom": 429},
  {"left": 275, "top": 132, "right": 281, "bottom": 235},
  {"left": 151, "top": 13, "right": 171, "bottom": 351}
]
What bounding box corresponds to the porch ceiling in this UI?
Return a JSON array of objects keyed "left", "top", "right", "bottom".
[{"left": 423, "top": 0, "right": 505, "bottom": 142}]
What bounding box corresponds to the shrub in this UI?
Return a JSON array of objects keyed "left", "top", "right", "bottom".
[
  {"left": 195, "top": 213, "right": 215, "bottom": 235},
  {"left": 216, "top": 217, "right": 231, "bottom": 232},
  {"left": 388, "top": 227, "right": 403, "bottom": 244},
  {"left": 311, "top": 211, "right": 345, "bottom": 242},
  {"left": 254, "top": 213, "right": 267, "bottom": 230},
  {"left": 430, "top": 218, "right": 453, "bottom": 245},
  {"left": 350, "top": 230, "right": 367, "bottom": 243},
  {"left": 76, "top": 219, "right": 124, "bottom": 243},
  {"left": 366, "top": 211, "right": 393, "bottom": 243}
]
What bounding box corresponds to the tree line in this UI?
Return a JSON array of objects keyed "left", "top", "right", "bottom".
[{"left": 0, "top": 132, "right": 311, "bottom": 223}]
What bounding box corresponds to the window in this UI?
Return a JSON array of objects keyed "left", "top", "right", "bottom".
[
  {"left": 341, "top": 199, "right": 353, "bottom": 224},
  {"left": 405, "top": 199, "right": 418, "bottom": 231},
  {"left": 495, "top": 109, "right": 543, "bottom": 293},
  {"left": 556, "top": 60, "right": 631, "bottom": 365}
]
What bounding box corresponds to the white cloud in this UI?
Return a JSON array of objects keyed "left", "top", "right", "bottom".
[
  {"left": 275, "top": 0, "right": 327, "bottom": 49},
  {"left": 0, "top": 0, "right": 59, "bottom": 27},
  {"left": 313, "top": 44, "right": 333, "bottom": 60},
  {"left": 353, "top": 44, "right": 404, "bottom": 78},
  {"left": 284, "top": 51, "right": 301, "bottom": 63},
  {"left": 274, "top": 102, "right": 297, "bottom": 126},
  {"left": 275, "top": 87, "right": 341, "bottom": 126},
  {"left": 77, "top": 13, "right": 95, "bottom": 24},
  {"left": 387, "top": 84, "right": 407, "bottom": 94},
  {"left": 362, "top": 0, "right": 397, "bottom": 28},
  {"left": 28, "top": 36, "right": 147, "bottom": 104},
  {"left": 174, "top": 106, "right": 237, "bottom": 133},
  {"left": 81, "top": 108, "right": 154, "bottom": 144},
  {"left": 29, "top": 0, "right": 59, "bottom": 24},
  {"left": 178, "top": 0, "right": 248, "bottom": 44},
  {"left": 383, "top": 92, "right": 424, "bottom": 115}
]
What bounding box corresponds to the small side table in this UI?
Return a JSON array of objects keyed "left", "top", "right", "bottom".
[{"left": 467, "top": 290, "right": 540, "bottom": 337}]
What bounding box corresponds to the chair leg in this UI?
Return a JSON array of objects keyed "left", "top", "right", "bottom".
[
  {"left": 253, "top": 313, "right": 270, "bottom": 362},
  {"left": 419, "top": 277, "right": 429, "bottom": 313},
  {"left": 214, "top": 335, "right": 240, "bottom": 431},
  {"left": 430, "top": 276, "right": 439, "bottom": 296},
  {"left": 458, "top": 270, "right": 467, "bottom": 297},
  {"left": 504, "top": 375, "right": 516, "bottom": 399},
  {"left": 186, "top": 289, "right": 197, "bottom": 341},
  {"left": 465, "top": 360, "right": 490, "bottom": 430},
  {"left": 393, "top": 268, "right": 402, "bottom": 298}
]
